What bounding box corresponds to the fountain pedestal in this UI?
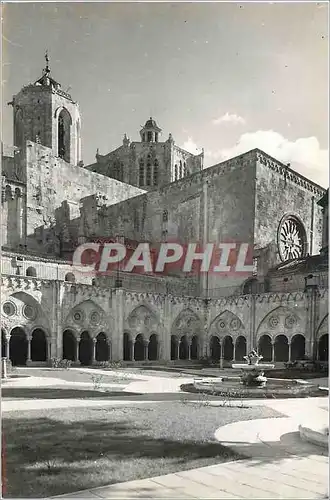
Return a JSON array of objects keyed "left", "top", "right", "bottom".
[{"left": 232, "top": 350, "right": 274, "bottom": 388}]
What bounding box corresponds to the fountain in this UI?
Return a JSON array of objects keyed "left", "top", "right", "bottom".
[
  {"left": 183, "top": 348, "right": 326, "bottom": 399},
  {"left": 232, "top": 349, "right": 274, "bottom": 387}
]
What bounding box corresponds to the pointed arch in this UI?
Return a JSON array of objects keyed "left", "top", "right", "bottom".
[
  {"left": 208, "top": 310, "right": 244, "bottom": 339},
  {"left": 56, "top": 107, "right": 72, "bottom": 163}
]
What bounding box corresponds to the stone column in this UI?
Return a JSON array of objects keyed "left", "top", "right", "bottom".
[
  {"left": 143, "top": 341, "right": 148, "bottom": 361},
  {"left": 288, "top": 341, "right": 292, "bottom": 362},
  {"left": 5, "top": 337, "right": 10, "bottom": 359},
  {"left": 92, "top": 338, "right": 97, "bottom": 364},
  {"left": 112, "top": 289, "right": 124, "bottom": 361},
  {"left": 271, "top": 341, "right": 275, "bottom": 362},
  {"left": 188, "top": 342, "right": 191, "bottom": 361},
  {"left": 27, "top": 335, "right": 31, "bottom": 362},
  {"left": 176, "top": 341, "right": 180, "bottom": 360},
  {"left": 232, "top": 344, "right": 236, "bottom": 362},
  {"left": 158, "top": 340, "right": 163, "bottom": 361},
  {"left": 75, "top": 337, "right": 80, "bottom": 362}
]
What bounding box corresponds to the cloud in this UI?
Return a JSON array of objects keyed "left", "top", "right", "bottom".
[
  {"left": 212, "top": 112, "right": 246, "bottom": 126},
  {"left": 205, "top": 130, "right": 328, "bottom": 187},
  {"left": 182, "top": 137, "right": 203, "bottom": 154}
]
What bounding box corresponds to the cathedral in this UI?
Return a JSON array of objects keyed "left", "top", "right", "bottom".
[{"left": 1, "top": 59, "right": 328, "bottom": 367}]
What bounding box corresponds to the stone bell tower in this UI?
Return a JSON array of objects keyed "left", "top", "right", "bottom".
[{"left": 8, "top": 53, "right": 82, "bottom": 165}]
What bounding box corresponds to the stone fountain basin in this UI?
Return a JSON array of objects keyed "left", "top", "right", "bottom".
[{"left": 232, "top": 363, "right": 275, "bottom": 370}]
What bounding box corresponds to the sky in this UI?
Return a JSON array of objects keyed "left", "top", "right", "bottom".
[{"left": 2, "top": 1, "right": 329, "bottom": 187}]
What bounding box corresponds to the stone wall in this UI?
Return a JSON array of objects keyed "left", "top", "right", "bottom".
[
  {"left": 23, "top": 141, "right": 144, "bottom": 253},
  {"left": 254, "top": 150, "right": 324, "bottom": 272}
]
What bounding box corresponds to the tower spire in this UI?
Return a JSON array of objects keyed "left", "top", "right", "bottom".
[{"left": 44, "top": 50, "right": 50, "bottom": 75}]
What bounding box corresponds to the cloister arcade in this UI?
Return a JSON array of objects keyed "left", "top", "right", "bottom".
[{"left": 1, "top": 326, "right": 48, "bottom": 366}]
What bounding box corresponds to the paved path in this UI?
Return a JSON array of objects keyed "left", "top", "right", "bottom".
[{"left": 51, "top": 418, "right": 328, "bottom": 499}]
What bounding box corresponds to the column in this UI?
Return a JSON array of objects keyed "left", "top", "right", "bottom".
[
  {"left": 271, "top": 341, "right": 275, "bottom": 362},
  {"left": 27, "top": 335, "right": 31, "bottom": 362},
  {"left": 233, "top": 343, "right": 236, "bottom": 362},
  {"left": 75, "top": 337, "right": 80, "bottom": 362},
  {"left": 158, "top": 340, "right": 163, "bottom": 361},
  {"left": 188, "top": 342, "right": 191, "bottom": 361},
  {"left": 219, "top": 342, "right": 224, "bottom": 369},
  {"left": 143, "top": 341, "right": 148, "bottom": 361},
  {"left": 176, "top": 341, "right": 180, "bottom": 360},
  {"left": 92, "top": 338, "right": 97, "bottom": 364},
  {"left": 288, "top": 341, "right": 292, "bottom": 362},
  {"left": 5, "top": 337, "right": 10, "bottom": 359}
]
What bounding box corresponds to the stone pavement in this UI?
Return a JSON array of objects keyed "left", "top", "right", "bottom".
[{"left": 52, "top": 418, "right": 328, "bottom": 499}]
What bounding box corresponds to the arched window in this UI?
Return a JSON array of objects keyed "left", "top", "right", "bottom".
[
  {"left": 65, "top": 272, "right": 75, "bottom": 283},
  {"left": 57, "top": 108, "right": 72, "bottom": 163},
  {"left": 179, "top": 160, "right": 182, "bottom": 178},
  {"left": 26, "top": 267, "right": 37, "bottom": 277},
  {"left": 163, "top": 210, "right": 168, "bottom": 222},
  {"left": 147, "top": 131, "right": 153, "bottom": 142},
  {"left": 14, "top": 108, "right": 24, "bottom": 148},
  {"left": 174, "top": 164, "right": 178, "bottom": 181},
  {"left": 153, "top": 160, "right": 159, "bottom": 185},
  {"left": 183, "top": 162, "right": 187, "bottom": 176},
  {"left": 146, "top": 163, "right": 152, "bottom": 186},
  {"left": 139, "top": 160, "right": 145, "bottom": 186}
]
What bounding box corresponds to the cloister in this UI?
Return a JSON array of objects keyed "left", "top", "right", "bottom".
[{"left": 1, "top": 326, "right": 328, "bottom": 366}]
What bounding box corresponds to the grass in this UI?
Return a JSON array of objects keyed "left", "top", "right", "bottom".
[{"left": 3, "top": 402, "right": 282, "bottom": 497}]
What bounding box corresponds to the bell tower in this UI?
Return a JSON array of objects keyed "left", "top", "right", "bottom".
[
  {"left": 139, "top": 117, "right": 162, "bottom": 143},
  {"left": 8, "top": 53, "right": 82, "bottom": 165}
]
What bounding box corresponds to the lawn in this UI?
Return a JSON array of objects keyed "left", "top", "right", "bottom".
[{"left": 3, "top": 402, "right": 283, "bottom": 497}]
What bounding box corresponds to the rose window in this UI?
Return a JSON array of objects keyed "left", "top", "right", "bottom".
[
  {"left": 90, "top": 311, "right": 100, "bottom": 326},
  {"left": 23, "top": 305, "right": 36, "bottom": 320},
  {"left": 278, "top": 215, "right": 306, "bottom": 261},
  {"left": 3, "top": 302, "right": 16, "bottom": 317},
  {"left": 73, "top": 310, "right": 83, "bottom": 323}
]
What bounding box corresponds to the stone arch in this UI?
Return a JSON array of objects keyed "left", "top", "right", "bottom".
[
  {"left": 79, "top": 331, "right": 93, "bottom": 366},
  {"left": 316, "top": 314, "right": 328, "bottom": 339},
  {"left": 210, "top": 336, "right": 221, "bottom": 361},
  {"left": 258, "top": 334, "right": 272, "bottom": 362},
  {"left": 223, "top": 335, "right": 234, "bottom": 361},
  {"left": 274, "top": 334, "right": 289, "bottom": 362},
  {"left": 235, "top": 336, "right": 247, "bottom": 361},
  {"left": 134, "top": 333, "right": 145, "bottom": 361},
  {"left": 14, "top": 107, "right": 24, "bottom": 148},
  {"left": 31, "top": 328, "right": 47, "bottom": 362},
  {"left": 190, "top": 335, "right": 199, "bottom": 360},
  {"left": 26, "top": 267, "right": 37, "bottom": 277},
  {"left": 126, "top": 304, "right": 159, "bottom": 339},
  {"left": 208, "top": 310, "right": 244, "bottom": 341},
  {"left": 62, "top": 329, "right": 77, "bottom": 361},
  {"left": 171, "top": 335, "right": 178, "bottom": 360},
  {"left": 56, "top": 107, "right": 72, "bottom": 163},
  {"left": 66, "top": 299, "right": 111, "bottom": 339},
  {"left": 242, "top": 278, "right": 259, "bottom": 295},
  {"left": 9, "top": 326, "right": 28, "bottom": 366},
  {"left": 318, "top": 334, "right": 328, "bottom": 362},
  {"left": 256, "top": 306, "right": 299, "bottom": 338},
  {"left": 123, "top": 332, "right": 132, "bottom": 361},
  {"left": 291, "top": 334, "right": 305, "bottom": 361},
  {"left": 148, "top": 333, "right": 158, "bottom": 361},
  {"left": 179, "top": 335, "right": 189, "bottom": 360},
  {"left": 172, "top": 308, "right": 202, "bottom": 348},
  {"left": 95, "top": 332, "right": 110, "bottom": 362}
]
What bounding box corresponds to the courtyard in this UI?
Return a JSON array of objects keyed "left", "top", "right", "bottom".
[{"left": 1, "top": 365, "right": 329, "bottom": 498}]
